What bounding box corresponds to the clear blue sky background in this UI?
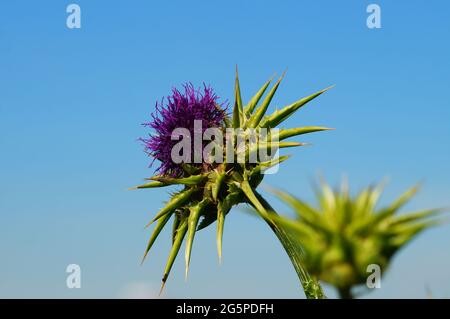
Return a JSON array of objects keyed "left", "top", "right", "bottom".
[{"left": 1, "top": 1, "right": 449, "bottom": 298}]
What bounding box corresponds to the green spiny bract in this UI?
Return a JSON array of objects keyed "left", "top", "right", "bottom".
[
  {"left": 133, "top": 69, "right": 332, "bottom": 295},
  {"left": 271, "top": 179, "right": 444, "bottom": 298}
]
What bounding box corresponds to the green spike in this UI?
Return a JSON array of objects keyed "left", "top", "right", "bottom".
[
  {"left": 171, "top": 212, "right": 181, "bottom": 244},
  {"left": 232, "top": 66, "right": 244, "bottom": 128},
  {"left": 247, "top": 72, "right": 285, "bottom": 128},
  {"left": 160, "top": 218, "right": 188, "bottom": 294},
  {"left": 141, "top": 212, "right": 173, "bottom": 264},
  {"left": 149, "top": 188, "right": 197, "bottom": 225},
  {"left": 387, "top": 184, "right": 421, "bottom": 212},
  {"left": 388, "top": 220, "right": 443, "bottom": 248},
  {"left": 132, "top": 180, "right": 168, "bottom": 189},
  {"left": 353, "top": 187, "right": 372, "bottom": 218},
  {"left": 212, "top": 172, "right": 226, "bottom": 202},
  {"left": 317, "top": 178, "right": 336, "bottom": 214},
  {"left": 368, "top": 184, "right": 421, "bottom": 226},
  {"left": 246, "top": 141, "right": 305, "bottom": 161},
  {"left": 216, "top": 201, "right": 226, "bottom": 263},
  {"left": 185, "top": 200, "right": 209, "bottom": 278},
  {"left": 260, "top": 86, "right": 333, "bottom": 128},
  {"left": 268, "top": 188, "right": 331, "bottom": 235},
  {"left": 250, "top": 155, "right": 290, "bottom": 177},
  {"left": 389, "top": 208, "right": 443, "bottom": 226},
  {"left": 151, "top": 174, "right": 207, "bottom": 185},
  {"left": 269, "top": 188, "right": 318, "bottom": 220},
  {"left": 275, "top": 126, "right": 333, "bottom": 141},
  {"left": 244, "top": 77, "right": 273, "bottom": 116},
  {"left": 215, "top": 193, "right": 237, "bottom": 261},
  {"left": 366, "top": 182, "right": 386, "bottom": 213}
]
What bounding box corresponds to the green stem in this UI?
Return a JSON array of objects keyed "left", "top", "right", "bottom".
[
  {"left": 255, "top": 192, "right": 325, "bottom": 299},
  {"left": 338, "top": 287, "right": 353, "bottom": 299}
]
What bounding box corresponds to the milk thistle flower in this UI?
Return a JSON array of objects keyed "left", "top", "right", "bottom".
[
  {"left": 140, "top": 83, "right": 227, "bottom": 177},
  {"left": 271, "top": 179, "right": 445, "bottom": 299},
  {"left": 133, "top": 68, "right": 332, "bottom": 298}
]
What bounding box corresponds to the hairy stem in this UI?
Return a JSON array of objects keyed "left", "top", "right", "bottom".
[{"left": 255, "top": 192, "right": 325, "bottom": 299}]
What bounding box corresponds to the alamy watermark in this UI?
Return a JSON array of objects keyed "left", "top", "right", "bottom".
[
  {"left": 366, "top": 4, "right": 381, "bottom": 29},
  {"left": 170, "top": 121, "right": 281, "bottom": 174},
  {"left": 66, "top": 4, "right": 81, "bottom": 29},
  {"left": 366, "top": 264, "right": 381, "bottom": 289},
  {"left": 66, "top": 264, "right": 81, "bottom": 289}
]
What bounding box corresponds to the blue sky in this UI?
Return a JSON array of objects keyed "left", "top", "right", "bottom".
[{"left": 0, "top": 1, "right": 449, "bottom": 298}]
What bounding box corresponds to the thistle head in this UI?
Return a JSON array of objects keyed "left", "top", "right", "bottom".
[
  {"left": 134, "top": 69, "right": 332, "bottom": 291},
  {"left": 272, "top": 179, "right": 444, "bottom": 297},
  {"left": 141, "top": 83, "right": 227, "bottom": 177}
]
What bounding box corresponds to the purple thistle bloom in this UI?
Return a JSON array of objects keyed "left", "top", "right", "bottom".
[{"left": 141, "top": 83, "right": 227, "bottom": 177}]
